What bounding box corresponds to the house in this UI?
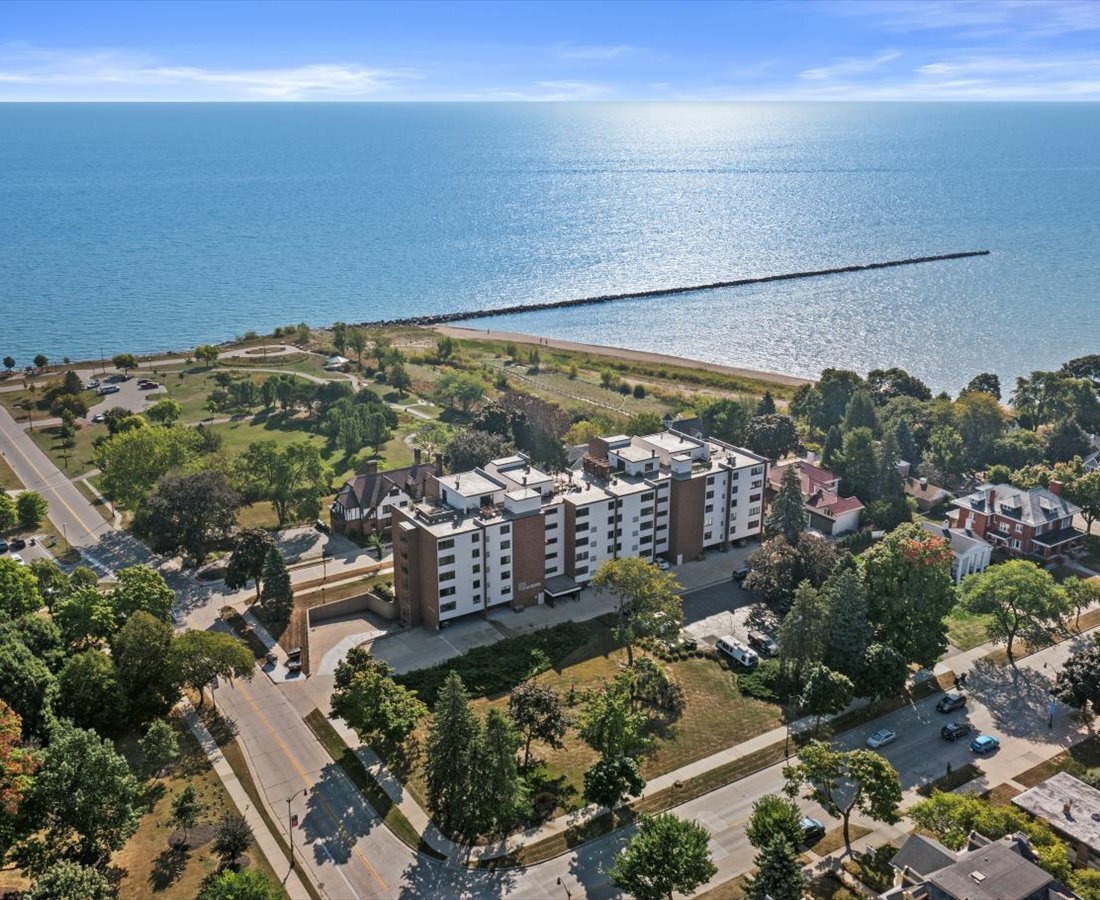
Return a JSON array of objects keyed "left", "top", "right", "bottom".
[
  {"left": 920, "top": 520, "right": 993, "bottom": 583},
  {"left": 330, "top": 449, "right": 442, "bottom": 538},
  {"left": 906, "top": 476, "right": 951, "bottom": 512},
  {"left": 1014, "top": 773, "right": 1100, "bottom": 869},
  {"left": 884, "top": 831, "right": 1078, "bottom": 900},
  {"left": 951, "top": 482, "right": 1085, "bottom": 561},
  {"left": 765, "top": 457, "right": 864, "bottom": 536}
]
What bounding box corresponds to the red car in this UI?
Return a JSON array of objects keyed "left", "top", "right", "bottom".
[{"left": 138, "top": 381, "right": 159, "bottom": 390}]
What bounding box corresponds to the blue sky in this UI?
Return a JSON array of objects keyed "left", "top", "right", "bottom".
[{"left": 2, "top": 0, "right": 1099, "bottom": 100}]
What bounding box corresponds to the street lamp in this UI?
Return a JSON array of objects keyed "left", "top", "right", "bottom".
[
  {"left": 556, "top": 876, "right": 572, "bottom": 899},
  {"left": 287, "top": 787, "right": 307, "bottom": 872}
]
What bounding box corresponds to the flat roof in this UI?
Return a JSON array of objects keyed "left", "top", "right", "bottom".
[
  {"left": 616, "top": 445, "right": 656, "bottom": 462},
  {"left": 928, "top": 841, "right": 1051, "bottom": 900},
  {"left": 640, "top": 431, "right": 701, "bottom": 453},
  {"left": 505, "top": 488, "right": 540, "bottom": 501},
  {"left": 443, "top": 471, "right": 504, "bottom": 498},
  {"left": 1014, "top": 772, "right": 1100, "bottom": 850}
]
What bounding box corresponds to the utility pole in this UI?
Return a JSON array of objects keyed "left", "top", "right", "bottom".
[{"left": 287, "top": 788, "right": 306, "bottom": 872}]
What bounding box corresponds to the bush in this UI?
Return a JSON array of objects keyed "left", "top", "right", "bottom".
[
  {"left": 632, "top": 384, "right": 646, "bottom": 399},
  {"left": 396, "top": 620, "right": 596, "bottom": 705},
  {"left": 738, "top": 658, "right": 798, "bottom": 704},
  {"left": 837, "top": 529, "right": 875, "bottom": 553}
]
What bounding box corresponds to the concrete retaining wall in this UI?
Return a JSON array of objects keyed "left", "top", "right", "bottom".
[{"left": 307, "top": 591, "right": 398, "bottom": 626}]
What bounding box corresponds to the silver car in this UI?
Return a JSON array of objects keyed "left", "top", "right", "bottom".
[{"left": 866, "top": 728, "right": 897, "bottom": 749}]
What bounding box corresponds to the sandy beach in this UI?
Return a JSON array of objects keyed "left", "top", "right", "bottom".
[{"left": 433, "top": 325, "right": 813, "bottom": 388}]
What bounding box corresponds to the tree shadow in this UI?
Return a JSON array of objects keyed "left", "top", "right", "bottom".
[
  {"left": 398, "top": 847, "right": 517, "bottom": 899},
  {"left": 299, "top": 762, "right": 381, "bottom": 868},
  {"left": 149, "top": 846, "right": 190, "bottom": 891}
]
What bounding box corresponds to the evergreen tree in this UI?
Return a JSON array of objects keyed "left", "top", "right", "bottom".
[
  {"left": 471, "top": 708, "right": 522, "bottom": 836},
  {"left": 424, "top": 672, "right": 478, "bottom": 838},
  {"left": 894, "top": 417, "right": 917, "bottom": 467},
  {"left": 876, "top": 431, "right": 904, "bottom": 499},
  {"left": 842, "top": 390, "right": 878, "bottom": 433},
  {"left": 822, "top": 567, "right": 872, "bottom": 680},
  {"left": 259, "top": 547, "right": 293, "bottom": 622},
  {"left": 767, "top": 465, "right": 806, "bottom": 544},
  {"left": 837, "top": 427, "right": 878, "bottom": 500},
  {"left": 225, "top": 528, "right": 276, "bottom": 603},
  {"left": 755, "top": 391, "right": 776, "bottom": 416},
  {"left": 821, "top": 425, "right": 842, "bottom": 469},
  {"left": 744, "top": 835, "right": 804, "bottom": 900},
  {"left": 777, "top": 582, "right": 827, "bottom": 682}
]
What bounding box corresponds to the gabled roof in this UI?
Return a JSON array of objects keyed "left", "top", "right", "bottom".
[
  {"left": 953, "top": 483, "right": 1081, "bottom": 527},
  {"left": 335, "top": 462, "right": 438, "bottom": 512},
  {"left": 926, "top": 839, "right": 1052, "bottom": 900},
  {"left": 920, "top": 521, "right": 990, "bottom": 556},
  {"left": 769, "top": 458, "right": 864, "bottom": 518},
  {"left": 891, "top": 833, "right": 958, "bottom": 879}
]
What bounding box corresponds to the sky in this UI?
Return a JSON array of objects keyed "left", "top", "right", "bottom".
[{"left": 1, "top": 0, "right": 1099, "bottom": 101}]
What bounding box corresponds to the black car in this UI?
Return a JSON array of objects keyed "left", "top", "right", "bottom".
[
  {"left": 286, "top": 659, "right": 303, "bottom": 673},
  {"left": 748, "top": 631, "right": 778, "bottom": 656},
  {"left": 286, "top": 646, "right": 303, "bottom": 660},
  {"left": 314, "top": 519, "right": 330, "bottom": 534},
  {"left": 732, "top": 565, "right": 751, "bottom": 581},
  {"left": 936, "top": 692, "right": 967, "bottom": 713},
  {"left": 941, "top": 720, "right": 971, "bottom": 742},
  {"left": 0, "top": 540, "right": 7, "bottom": 554},
  {"left": 8, "top": 538, "right": 26, "bottom": 551}
]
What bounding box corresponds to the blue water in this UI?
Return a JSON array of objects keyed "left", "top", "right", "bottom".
[{"left": 1, "top": 102, "right": 1097, "bottom": 393}]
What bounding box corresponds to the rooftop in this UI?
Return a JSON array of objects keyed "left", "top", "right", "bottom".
[
  {"left": 443, "top": 470, "right": 505, "bottom": 498},
  {"left": 891, "top": 833, "right": 958, "bottom": 879},
  {"left": 1014, "top": 773, "right": 1100, "bottom": 851},
  {"left": 920, "top": 520, "right": 990, "bottom": 555},
  {"left": 953, "top": 483, "right": 1081, "bottom": 527},
  {"left": 927, "top": 840, "right": 1052, "bottom": 900}
]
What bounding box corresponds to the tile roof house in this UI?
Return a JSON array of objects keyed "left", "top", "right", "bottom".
[
  {"left": 330, "top": 449, "right": 442, "bottom": 538},
  {"left": 920, "top": 520, "right": 993, "bottom": 583},
  {"left": 951, "top": 482, "right": 1085, "bottom": 561},
  {"left": 765, "top": 457, "right": 864, "bottom": 536}
]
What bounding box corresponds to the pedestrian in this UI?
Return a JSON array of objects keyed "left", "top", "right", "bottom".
[
  {"left": 953, "top": 675, "right": 960, "bottom": 690},
  {"left": 1048, "top": 700, "right": 1057, "bottom": 729},
  {"left": 959, "top": 672, "right": 968, "bottom": 687}
]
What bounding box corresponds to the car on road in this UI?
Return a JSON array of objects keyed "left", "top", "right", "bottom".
[
  {"left": 748, "top": 631, "right": 778, "bottom": 656},
  {"left": 86, "top": 379, "right": 100, "bottom": 389},
  {"left": 10, "top": 554, "right": 25, "bottom": 566},
  {"left": 171, "top": 608, "right": 186, "bottom": 626},
  {"left": 936, "top": 692, "right": 967, "bottom": 713},
  {"left": 138, "top": 381, "right": 159, "bottom": 390},
  {"left": 866, "top": 728, "right": 897, "bottom": 749},
  {"left": 800, "top": 817, "right": 826, "bottom": 843},
  {"left": 732, "top": 565, "right": 751, "bottom": 581},
  {"left": 8, "top": 538, "right": 26, "bottom": 551},
  {"left": 0, "top": 540, "right": 7, "bottom": 554},
  {"left": 655, "top": 558, "right": 671, "bottom": 571},
  {"left": 716, "top": 635, "right": 759, "bottom": 668},
  {"left": 941, "top": 721, "right": 972, "bottom": 742},
  {"left": 970, "top": 734, "right": 1000, "bottom": 755}
]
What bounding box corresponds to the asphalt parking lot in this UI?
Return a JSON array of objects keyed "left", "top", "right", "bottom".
[{"left": 681, "top": 578, "right": 780, "bottom": 649}]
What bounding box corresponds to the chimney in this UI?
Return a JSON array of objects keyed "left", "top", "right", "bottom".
[
  {"left": 984, "top": 485, "right": 996, "bottom": 510},
  {"left": 432, "top": 452, "right": 443, "bottom": 475},
  {"left": 942, "top": 519, "right": 951, "bottom": 538},
  {"left": 805, "top": 450, "right": 818, "bottom": 465},
  {"left": 920, "top": 477, "right": 928, "bottom": 490},
  {"left": 366, "top": 460, "right": 378, "bottom": 475},
  {"left": 414, "top": 447, "right": 422, "bottom": 466},
  {"left": 1049, "top": 479, "right": 1064, "bottom": 497}
]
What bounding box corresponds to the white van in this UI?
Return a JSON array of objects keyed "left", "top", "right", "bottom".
[{"left": 716, "top": 635, "right": 759, "bottom": 668}]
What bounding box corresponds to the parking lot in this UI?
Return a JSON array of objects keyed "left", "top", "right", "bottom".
[{"left": 681, "top": 577, "right": 779, "bottom": 652}]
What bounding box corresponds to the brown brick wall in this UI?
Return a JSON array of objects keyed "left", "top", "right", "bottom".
[
  {"left": 511, "top": 513, "right": 546, "bottom": 610},
  {"left": 669, "top": 476, "right": 705, "bottom": 562}
]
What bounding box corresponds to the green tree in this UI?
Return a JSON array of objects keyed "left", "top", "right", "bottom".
[
  {"left": 424, "top": 672, "right": 478, "bottom": 838},
  {"left": 33, "top": 354, "right": 48, "bottom": 371},
  {"left": 1046, "top": 417, "right": 1090, "bottom": 463},
  {"left": 963, "top": 372, "right": 1002, "bottom": 400},
  {"left": 507, "top": 682, "right": 568, "bottom": 769},
  {"left": 471, "top": 708, "right": 522, "bottom": 836},
  {"left": 15, "top": 492, "right": 48, "bottom": 529},
  {"left": 111, "top": 353, "right": 138, "bottom": 374},
  {"left": 800, "top": 664, "right": 853, "bottom": 732},
  {"left": 923, "top": 425, "right": 967, "bottom": 483},
  {"left": 698, "top": 398, "right": 752, "bottom": 445},
  {"left": 1053, "top": 640, "right": 1100, "bottom": 716},
  {"left": 862, "top": 523, "right": 956, "bottom": 668},
  {"left": 778, "top": 581, "right": 827, "bottom": 680},
  {"left": 756, "top": 391, "right": 777, "bottom": 416},
  {"left": 53, "top": 586, "right": 115, "bottom": 650},
  {"left": 959, "top": 560, "right": 1068, "bottom": 662},
  {"left": 10, "top": 614, "right": 65, "bottom": 672},
  {"left": 54, "top": 650, "right": 124, "bottom": 735},
  {"left": 2, "top": 356, "right": 13, "bottom": 372},
  {"left": 821, "top": 424, "right": 843, "bottom": 469},
  {"left": 866, "top": 367, "right": 932, "bottom": 405},
  {"left": 259, "top": 546, "right": 294, "bottom": 622},
  {"left": 346, "top": 327, "right": 368, "bottom": 368},
  {"left": 435, "top": 335, "right": 455, "bottom": 360},
  {"left": 1068, "top": 470, "right": 1100, "bottom": 534},
  {"left": 610, "top": 813, "right": 717, "bottom": 900},
  {"left": 0, "top": 634, "right": 55, "bottom": 740},
  {"left": 583, "top": 755, "right": 646, "bottom": 810},
  {"left": 225, "top": 528, "right": 277, "bottom": 602},
  {"left": 746, "top": 793, "right": 803, "bottom": 851},
  {"left": 94, "top": 424, "right": 200, "bottom": 509},
  {"left": 331, "top": 649, "right": 426, "bottom": 750},
  {"left": 767, "top": 464, "right": 806, "bottom": 543},
  {"left": 744, "top": 414, "right": 800, "bottom": 460},
  {"left": 236, "top": 440, "right": 332, "bottom": 527},
  {"left": 140, "top": 718, "right": 179, "bottom": 780},
  {"left": 626, "top": 411, "right": 663, "bottom": 436},
  {"left": 388, "top": 361, "right": 412, "bottom": 396},
  {"left": 145, "top": 397, "right": 183, "bottom": 425},
  {"left": 837, "top": 426, "right": 877, "bottom": 499},
  {"left": 843, "top": 390, "right": 878, "bottom": 432},
  {"left": 783, "top": 740, "right": 902, "bottom": 856},
  {"left": 822, "top": 567, "right": 871, "bottom": 681},
  {"left": 744, "top": 533, "right": 841, "bottom": 609},
  {"left": 113, "top": 612, "right": 180, "bottom": 724},
  {"left": 27, "top": 861, "right": 112, "bottom": 900},
  {"left": 577, "top": 677, "right": 648, "bottom": 759},
  {"left": 744, "top": 834, "right": 803, "bottom": 900},
  {"left": 0, "top": 494, "right": 16, "bottom": 531},
  {"left": 198, "top": 868, "right": 282, "bottom": 900},
  {"left": 170, "top": 630, "right": 254, "bottom": 708},
  {"left": 810, "top": 369, "right": 865, "bottom": 430},
  {"left": 170, "top": 783, "right": 203, "bottom": 847},
  {"left": 434, "top": 371, "right": 487, "bottom": 414},
  {"left": 0, "top": 558, "right": 43, "bottom": 618},
  {"left": 591, "top": 557, "right": 684, "bottom": 667},
  {"left": 894, "top": 417, "right": 917, "bottom": 467},
  {"left": 370, "top": 333, "right": 393, "bottom": 372},
  {"left": 212, "top": 812, "right": 253, "bottom": 867},
  {"left": 857, "top": 642, "right": 909, "bottom": 701},
  {"left": 109, "top": 565, "right": 175, "bottom": 623},
  {"left": 1064, "top": 576, "right": 1100, "bottom": 628},
  {"left": 954, "top": 390, "right": 1006, "bottom": 468},
  {"left": 443, "top": 428, "right": 513, "bottom": 472},
  {"left": 134, "top": 471, "right": 241, "bottom": 563},
  {"left": 50, "top": 393, "right": 88, "bottom": 420},
  {"left": 15, "top": 720, "right": 141, "bottom": 872},
  {"left": 194, "top": 345, "right": 221, "bottom": 367}
]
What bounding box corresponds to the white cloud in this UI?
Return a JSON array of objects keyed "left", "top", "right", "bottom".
[
  {"left": 800, "top": 50, "right": 902, "bottom": 81},
  {"left": 826, "top": 0, "right": 1100, "bottom": 37},
  {"left": 554, "top": 43, "right": 639, "bottom": 61}
]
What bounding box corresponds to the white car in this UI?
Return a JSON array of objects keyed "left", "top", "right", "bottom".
[
  {"left": 92, "top": 413, "right": 106, "bottom": 423},
  {"left": 656, "top": 558, "right": 671, "bottom": 571},
  {"left": 866, "top": 728, "right": 897, "bottom": 749},
  {"left": 10, "top": 554, "right": 25, "bottom": 566}
]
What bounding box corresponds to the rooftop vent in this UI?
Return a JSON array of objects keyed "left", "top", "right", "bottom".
[{"left": 970, "top": 872, "right": 987, "bottom": 884}]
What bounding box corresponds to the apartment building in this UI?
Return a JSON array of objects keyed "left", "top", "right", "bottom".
[{"left": 391, "top": 430, "right": 767, "bottom": 629}]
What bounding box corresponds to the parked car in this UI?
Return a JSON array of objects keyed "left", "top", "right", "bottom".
[
  {"left": 941, "top": 721, "right": 972, "bottom": 742},
  {"left": 866, "top": 728, "right": 897, "bottom": 749},
  {"left": 286, "top": 659, "right": 303, "bottom": 673},
  {"left": 0, "top": 540, "right": 7, "bottom": 554},
  {"left": 314, "top": 519, "right": 330, "bottom": 534},
  {"left": 86, "top": 379, "right": 100, "bottom": 389},
  {"left": 91, "top": 413, "right": 106, "bottom": 423},
  {"left": 286, "top": 646, "right": 303, "bottom": 660},
  {"left": 800, "top": 817, "right": 826, "bottom": 843},
  {"left": 97, "top": 385, "right": 120, "bottom": 395},
  {"left": 10, "top": 554, "right": 25, "bottom": 566},
  {"left": 138, "top": 381, "right": 159, "bottom": 390},
  {"left": 747, "top": 631, "right": 778, "bottom": 656},
  {"left": 655, "top": 558, "right": 671, "bottom": 571},
  {"left": 936, "top": 692, "right": 967, "bottom": 713},
  {"left": 970, "top": 734, "right": 1000, "bottom": 755},
  {"left": 8, "top": 538, "right": 26, "bottom": 551},
  {"left": 732, "top": 565, "right": 751, "bottom": 581},
  {"left": 716, "top": 635, "right": 759, "bottom": 668},
  {"left": 264, "top": 651, "right": 278, "bottom": 666}
]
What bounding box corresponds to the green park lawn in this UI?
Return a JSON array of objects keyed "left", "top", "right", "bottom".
[
  {"left": 27, "top": 421, "right": 102, "bottom": 475},
  {"left": 0, "top": 453, "right": 21, "bottom": 491},
  {"left": 944, "top": 605, "right": 995, "bottom": 651}
]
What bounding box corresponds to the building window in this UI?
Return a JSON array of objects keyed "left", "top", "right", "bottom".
[
  {"left": 749, "top": 493, "right": 761, "bottom": 503},
  {"left": 576, "top": 551, "right": 589, "bottom": 561},
  {"left": 999, "top": 522, "right": 1010, "bottom": 533},
  {"left": 641, "top": 507, "right": 653, "bottom": 517},
  {"left": 501, "top": 585, "right": 511, "bottom": 595},
  {"left": 440, "top": 587, "right": 456, "bottom": 598},
  {"left": 500, "top": 524, "right": 510, "bottom": 535},
  {"left": 640, "top": 535, "right": 652, "bottom": 545},
  {"left": 547, "top": 552, "right": 558, "bottom": 560},
  {"left": 705, "top": 504, "right": 714, "bottom": 513},
  {"left": 576, "top": 537, "right": 589, "bottom": 547},
  {"left": 705, "top": 532, "right": 713, "bottom": 541},
  {"left": 500, "top": 555, "right": 511, "bottom": 565},
  {"left": 575, "top": 566, "right": 589, "bottom": 576},
  {"left": 439, "top": 571, "right": 456, "bottom": 582},
  {"left": 657, "top": 523, "right": 667, "bottom": 532},
  {"left": 500, "top": 540, "right": 511, "bottom": 550},
  {"left": 440, "top": 601, "right": 457, "bottom": 612},
  {"left": 707, "top": 475, "right": 715, "bottom": 484},
  {"left": 472, "top": 564, "right": 480, "bottom": 573},
  {"left": 472, "top": 547, "right": 480, "bottom": 558},
  {"left": 749, "top": 506, "right": 761, "bottom": 516},
  {"left": 439, "top": 554, "right": 455, "bottom": 566},
  {"left": 1015, "top": 523, "right": 1023, "bottom": 533},
  {"left": 751, "top": 466, "right": 763, "bottom": 475},
  {"left": 473, "top": 579, "right": 480, "bottom": 588},
  {"left": 547, "top": 521, "right": 558, "bottom": 530},
  {"left": 1012, "top": 539, "right": 1021, "bottom": 550},
  {"left": 501, "top": 571, "right": 511, "bottom": 581},
  {"left": 706, "top": 490, "right": 715, "bottom": 499},
  {"left": 575, "top": 507, "right": 590, "bottom": 518},
  {"left": 642, "top": 492, "right": 654, "bottom": 502},
  {"left": 576, "top": 522, "right": 589, "bottom": 532},
  {"left": 547, "top": 536, "right": 558, "bottom": 545},
  {"left": 438, "top": 538, "right": 455, "bottom": 551},
  {"left": 748, "top": 520, "right": 759, "bottom": 529}
]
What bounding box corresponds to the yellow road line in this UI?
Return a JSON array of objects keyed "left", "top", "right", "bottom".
[{"left": 233, "top": 679, "right": 390, "bottom": 896}]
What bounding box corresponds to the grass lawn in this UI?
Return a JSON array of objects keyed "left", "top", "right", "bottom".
[
  {"left": 26, "top": 420, "right": 102, "bottom": 474},
  {"left": 1015, "top": 735, "right": 1100, "bottom": 788},
  {"left": 111, "top": 716, "right": 285, "bottom": 900},
  {"left": 0, "top": 452, "right": 21, "bottom": 490},
  {"left": 944, "top": 605, "right": 994, "bottom": 651},
  {"left": 1082, "top": 535, "right": 1100, "bottom": 570}
]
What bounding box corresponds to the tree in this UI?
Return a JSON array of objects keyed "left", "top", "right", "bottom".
[
  {"left": 698, "top": 398, "right": 751, "bottom": 445},
  {"left": 959, "top": 560, "right": 1068, "bottom": 662},
  {"left": 1068, "top": 471, "right": 1100, "bottom": 534},
  {"left": 194, "top": 344, "right": 221, "bottom": 367},
  {"left": 894, "top": 416, "right": 917, "bottom": 466},
  {"left": 577, "top": 677, "right": 648, "bottom": 759},
  {"left": 54, "top": 650, "right": 125, "bottom": 735},
  {"left": 434, "top": 371, "right": 487, "bottom": 414},
  {"left": 225, "top": 528, "right": 277, "bottom": 602},
  {"left": 140, "top": 718, "right": 179, "bottom": 780},
  {"left": 822, "top": 566, "right": 872, "bottom": 680},
  {"left": 15, "top": 720, "right": 141, "bottom": 872},
  {"left": 843, "top": 390, "right": 878, "bottom": 432},
  {"left": 744, "top": 414, "right": 799, "bottom": 460},
  {"left": 856, "top": 642, "right": 909, "bottom": 701},
  {"left": 27, "top": 861, "right": 112, "bottom": 900},
  {"left": 583, "top": 755, "right": 646, "bottom": 810},
  {"left": 109, "top": 565, "right": 175, "bottom": 623},
  {"left": 443, "top": 429, "right": 513, "bottom": 472},
  {"left": 778, "top": 582, "right": 827, "bottom": 680},
  {"left": 862, "top": 523, "right": 956, "bottom": 668},
  {"left": 837, "top": 427, "right": 877, "bottom": 499},
  {"left": 923, "top": 425, "right": 967, "bottom": 483},
  {"left": 111, "top": 353, "right": 138, "bottom": 374},
  {"left": 744, "top": 533, "right": 841, "bottom": 609},
  {"left": 56, "top": 421, "right": 77, "bottom": 467},
  {"left": 94, "top": 424, "right": 200, "bottom": 509},
  {"left": 767, "top": 465, "right": 806, "bottom": 543},
  {"left": 2, "top": 356, "right": 13, "bottom": 373},
  {"left": 0, "top": 494, "right": 16, "bottom": 531},
  {"left": 236, "top": 440, "right": 332, "bottom": 527},
  {"left": 113, "top": 612, "right": 180, "bottom": 723},
  {"left": 507, "top": 682, "right": 568, "bottom": 769},
  {"left": 744, "top": 834, "right": 803, "bottom": 900},
  {"left": 1064, "top": 577, "right": 1100, "bottom": 628},
  {"left": 783, "top": 740, "right": 901, "bottom": 856},
  {"left": 626, "top": 411, "right": 663, "bottom": 436},
  {"left": 963, "top": 372, "right": 1002, "bottom": 400},
  {"left": 821, "top": 424, "right": 842, "bottom": 469},
  {"left": 435, "top": 335, "right": 455, "bottom": 360},
  {"left": 370, "top": 333, "right": 393, "bottom": 372},
  {"left": 0, "top": 634, "right": 55, "bottom": 740},
  {"left": 0, "top": 557, "right": 43, "bottom": 618},
  {"left": 134, "top": 471, "right": 241, "bottom": 563},
  {"left": 0, "top": 701, "right": 36, "bottom": 860},
  {"left": 50, "top": 393, "right": 88, "bottom": 420},
  {"left": 388, "top": 361, "right": 412, "bottom": 396},
  {"left": 471, "top": 708, "right": 521, "bottom": 836},
  {"left": 800, "top": 664, "right": 853, "bottom": 732},
  {"left": 810, "top": 369, "right": 865, "bottom": 430},
  {"left": 33, "top": 354, "right": 48, "bottom": 371},
  {"left": 347, "top": 327, "right": 368, "bottom": 368},
  {"left": 1053, "top": 640, "right": 1100, "bottom": 716},
  {"left": 591, "top": 557, "right": 684, "bottom": 667},
  {"left": 198, "top": 868, "right": 282, "bottom": 900},
  {"left": 170, "top": 783, "right": 203, "bottom": 847},
  {"left": 331, "top": 649, "right": 426, "bottom": 750},
  {"left": 866, "top": 367, "right": 932, "bottom": 404},
  {"left": 53, "top": 587, "right": 115, "bottom": 650},
  {"left": 212, "top": 812, "right": 253, "bottom": 867},
  {"left": 954, "top": 390, "right": 1005, "bottom": 468},
  {"left": 145, "top": 397, "right": 183, "bottom": 425},
  {"left": 1046, "top": 417, "right": 1090, "bottom": 463},
  {"left": 746, "top": 793, "right": 803, "bottom": 852},
  {"left": 610, "top": 813, "right": 717, "bottom": 900},
  {"left": 424, "top": 672, "right": 478, "bottom": 838},
  {"left": 170, "top": 630, "right": 254, "bottom": 708},
  {"left": 756, "top": 391, "right": 777, "bottom": 416},
  {"left": 257, "top": 546, "right": 294, "bottom": 622},
  {"left": 15, "top": 491, "right": 48, "bottom": 529}
]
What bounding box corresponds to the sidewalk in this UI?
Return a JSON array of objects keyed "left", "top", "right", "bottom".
[{"left": 183, "top": 704, "right": 312, "bottom": 900}]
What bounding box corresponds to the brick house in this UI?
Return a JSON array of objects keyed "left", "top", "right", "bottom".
[
  {"left": 329, "top": 449, "right": 442, "bottom": 538},
  {"left": 951, "top": 482, "right": 1085, "bottom": 562},
  {"left": 765, "top": 457, "right": 864, "bottom": 536}
]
